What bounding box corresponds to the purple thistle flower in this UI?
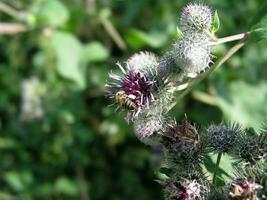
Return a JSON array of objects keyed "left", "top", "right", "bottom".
[
  {"left": 121, "top": 71, "right": 155, "bottom": 109},
  {"left": 160, "top": 177, "right": 208, "bottom": 200},
  {"left": 106, "top": 52, "right": 159, "bottom": 121}
]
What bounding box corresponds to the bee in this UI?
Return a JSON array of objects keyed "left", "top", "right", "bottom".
[{"left": 115, "top": 91, "right": 137, "bottom": 111}]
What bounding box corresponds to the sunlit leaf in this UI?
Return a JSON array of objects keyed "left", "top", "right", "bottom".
[
  {"left": 4, "top": 171, "right": 33, "bottom": 192},
  {"left": 82, "top": 41, "right": 109, "bottom": 63},
  {"left": 215, "top": 81, "right": 267, "bottom": 130},
  {"left": 54, "top": 176, "right": 79, "bottom": 196},
  {"left": 125, "top": 29, "right": 168, "bottom": 49},
  {"left": 251, "top": 14, "right": 267, "bottom": 42},
  {"left": 176, "top": 26, "right": 184, "bottom": 39},
  {"left": 211, "top": 10, "right": 220, "bottom": 33},
  {"left": 51, "top": 31, "right": 85, "bottom": 90},
  {"left": 32, "top": 0, "right": 69, "bottom": 27}
]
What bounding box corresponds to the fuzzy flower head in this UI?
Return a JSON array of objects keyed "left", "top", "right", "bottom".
[
  {"left": 127, "top": 52, "right": 159, "bottom": 78},
  {"left": 133, "top": 113, "right": 165, "bottom": 144},
  {"left": 228, "top": 177, "right": 262, "bottom": 200},
  {"left": 206, "top": 123, "right": 242, "bottom": 154},
  {"left": 173, "top": 38, "right": 211, "bottom": 74},
  {"left": 106, "top": 52, "right": 159, "bottom": 120},
  {"left": 161, "top": 172, "right": 210, "bottom": 200},
  {"left": 180, "top": 3, "right": 212, "bottom": 32}
]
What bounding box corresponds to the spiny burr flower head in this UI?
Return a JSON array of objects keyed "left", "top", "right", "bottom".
[
  {"left": 106, "top": 52, "right": 159, "bottom": 120},
  {"left": 173, "top": 38, "right": 211, "bottom": 74},
  {"left": 127, "top": 52, "right": 159, "bottom": 78},
  {"left": 133, "top": 113, "right": 165, "bottom": 144},
  {"left": 161, "top": 118, "right": 205, "bottom": 168},
  {"left": 206, "top": 123, "right": 242, "bottom": 154},
  {"left": 180, "top": 3, "right": 212, "bottom": 32},
  {"left": 161, "top": 117, "right": 199, "bottom": 149},
  {"left": 227, "top": 177, "right": 262, "bottom": 200},
  {"left": 161, "top": 172, "right": 210, "bottom": 200},
  {"left": 234, "top": 128, "right": 267, "bottom": 165}
]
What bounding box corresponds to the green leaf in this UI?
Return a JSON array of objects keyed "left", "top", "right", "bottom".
[
  {"left": 0, "top": 138, "right": 19, "bottom": 149},
  {"left": 125, "top": 29, "right": 167, "bottom": 49},
  {"left": 4, "top": 172, "right": 24, "bottom": 192},
  {"left": 211, "top": 10, "right": 220, "bottom": 33},
  {"left": 250, "top": 3, "right": 267, "bottom": 28},
  {"left": 4, "top": 171, "right": 33, "bottom": 192},
  {"left": 176, "top": 26, "right": 184, "bottom": 39},
  {"left": 51, "top": 31, "right": 85, "bottom": 90},
  {"left": 215, "top": 81, "right": 267, "bottom": 130},
  {"left": 251, "top": 14, "right": 267, "bottom": 42},
  {"left": 33, "top": 0, "right": 69, "bottom": 27},
  {"left": 54, "top": 177, "right": 79, "bottom": 196},
  {"left": 82, "top": 41, "right": 109, "bottom": 63}
]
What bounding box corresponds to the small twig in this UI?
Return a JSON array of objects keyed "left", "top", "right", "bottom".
[
  {"left": 191, "top": 91, "right": 218, "bottom": 106},
  {"left": 0, "top": 1, "right": 22, "bottom": 19},
  {"left": 212, "top": 152, "right": 223, "bottom": 185},
  {"left": 0, "top": 23, "right": 28, "bottom": 34},
  {"left": 209, "top": 32, "right": 251, "bottom": 46},
  {"left": 100, "top": 17, "right": 127, "bottom": 50},
  {"left": 85, "top": 0, "right": 96, "bottom": 15}
]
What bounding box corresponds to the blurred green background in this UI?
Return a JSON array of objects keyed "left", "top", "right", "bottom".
[{"left": 0, "top": 0, "right": 266, "bottom": 199}]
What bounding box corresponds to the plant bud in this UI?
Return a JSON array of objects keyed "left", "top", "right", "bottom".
[
  {"left": 206, "top": 123, "right": 242, "bottom": 154},
  {"left": 133, "top": 114, "right": 165, "bottom": 144},
  {"left": 173, "top": 37, "right": 211, "bottom": 74},
  {"left": 180, "top": 3, "right": 212, "bottom": 32},
  {"left": 127, "top": 51, "right": 159, "bottom": 78}
]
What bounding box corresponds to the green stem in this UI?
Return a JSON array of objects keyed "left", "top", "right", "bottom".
[
  {"left": 209, "top": 32, "right": 250, "bottom": 45},
  {"left": 212, "top": 152, "right": 223, "bottom": 186}
]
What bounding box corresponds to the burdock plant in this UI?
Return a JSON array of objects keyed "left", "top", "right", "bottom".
[{"left": 105, "top": 2, "right": 267, "bottom": 199}]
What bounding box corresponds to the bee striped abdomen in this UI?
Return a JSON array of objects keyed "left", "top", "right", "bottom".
[{"left": 115, "top": 91, "right": 137, "bottom": 111}]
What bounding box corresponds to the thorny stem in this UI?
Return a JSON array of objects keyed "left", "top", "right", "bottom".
[
  {"left": 165, "top": 32, "right": 250, "bottom": 113},
  {"left": 212, "top": 152, "right": 223, "bottom": 185}
]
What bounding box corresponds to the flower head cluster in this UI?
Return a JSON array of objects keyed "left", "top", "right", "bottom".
[
  {"left": 106, "top": 52, "right": 159, "bottom": 120},
  {"left": 227, "top": 177, "right": 262, "bottom": 200},
  {"left": 105, "top": 2, "right": 267, "bottom": 200},
  {"left": 161, "top": 3, "right": 214, "bottom": 77}
]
